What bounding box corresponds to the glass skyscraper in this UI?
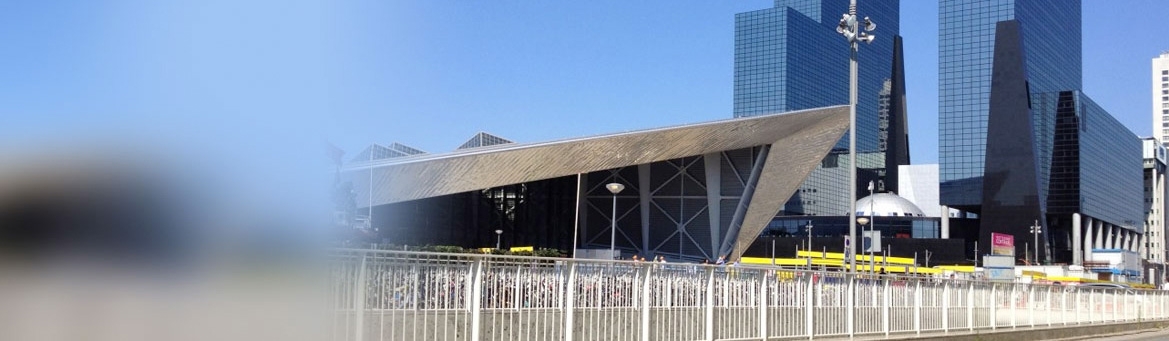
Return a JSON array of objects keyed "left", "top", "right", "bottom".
[
  {"left": 938, "top": 0, "right": 1082, "bottom": 209},
  {"left": 939, "top": 0, "right": 1145, "bottom": 266},
  {"left": 734, "top": 0, "right": 905, "bottom": 217}
]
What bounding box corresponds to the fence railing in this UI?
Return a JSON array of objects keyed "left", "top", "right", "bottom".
[{"left": 329, "top": 248, "right": 1169, "bottom": 341}]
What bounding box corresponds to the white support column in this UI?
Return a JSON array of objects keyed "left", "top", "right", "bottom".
[
  {"left": 1073, "top": 213, "right": 1083, "bottom": 265},
  {"left": 703, "top": 153, "right": 722, "bottom": 257},
  {"left": 941, "top": 205, "right": 951, "bottom": 239},
  {"left": 1085, "top": 216, "right": 1095, "bottom": 263},
  {"left": 1095, "top": 220, "right": 1105, "bottom": 249},
  {"left": 1105, "top": 225, "right": 1115, "bottom": 249},
  {"left": 1114, "top": 228, "right": 1122, "bottom": 251},
  {"left": 638, "top": 164, "right": 652, "bottom": 254}
]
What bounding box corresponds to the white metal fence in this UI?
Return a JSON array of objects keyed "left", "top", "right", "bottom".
[{"left": 329, "top": 249, "right": 1169, "bottom": 341}]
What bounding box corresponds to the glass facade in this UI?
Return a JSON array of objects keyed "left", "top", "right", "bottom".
[
  {"left": 1072, "top": 92, "right": 1144, "bottom": 232},
  {"left": 938, "top": 0, "right": 1082, "bottom": 208},
  {"left": 734, "top": 0, "right": 901, "bottom": 216}
]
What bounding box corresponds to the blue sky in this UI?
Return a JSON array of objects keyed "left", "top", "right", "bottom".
[{"left": 2, "top": 0, "right": 1166, "bottom": 165}]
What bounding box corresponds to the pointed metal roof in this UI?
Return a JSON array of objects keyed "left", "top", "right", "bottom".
[{"left": 457, "top": 132, "right": 513, "bottom": 150}]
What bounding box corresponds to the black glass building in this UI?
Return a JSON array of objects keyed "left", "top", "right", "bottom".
[
  {"left": 938, "top": 0, "right": 1082, "bottom": 209},
  {"left": 939, "top": 0, "right": 1144, "bottom": 265},
  {"left": 733, "top": 0, "right": 907, "bottom": 217}
]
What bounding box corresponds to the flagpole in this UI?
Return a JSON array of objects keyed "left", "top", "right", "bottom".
[{"left": 369, "top": 143, "right": 373, "bottom": 231}]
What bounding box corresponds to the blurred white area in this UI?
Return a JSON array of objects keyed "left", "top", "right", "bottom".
[{"left": 0, "top": 141, "right": 331, "bottom": 341}]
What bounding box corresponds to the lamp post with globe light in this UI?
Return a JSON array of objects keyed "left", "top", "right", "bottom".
[
  {"left": 606, "top": 183, "right": 625, "bottom": 259},
  {"left": 836, "top": 0, "right": 875, "bottom": 273}
]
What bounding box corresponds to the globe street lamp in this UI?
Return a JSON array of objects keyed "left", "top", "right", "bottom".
[
  {"left": 606, "top": 183, "right": 625, "bottom": 259},
  {"left": 837, "top": 0, "right": 875, "bottom": 274},
  {"left": 495, "top": 229, "right": 503, "bottom": 250}
]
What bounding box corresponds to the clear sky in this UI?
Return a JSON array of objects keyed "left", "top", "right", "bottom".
[{"left": 2, "top": 0, "right": 1166, "bottom": 165}]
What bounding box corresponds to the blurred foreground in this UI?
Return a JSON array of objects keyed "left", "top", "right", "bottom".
[{"left": 0, "top": 145, "right": 330, "bottom": 341}]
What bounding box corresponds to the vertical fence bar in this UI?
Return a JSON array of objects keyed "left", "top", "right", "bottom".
[
  {"left": 1010, "top": 284, "right": 1017, "bottom": 329},
  {"left": 354, "top": 254, "right": 367, "bottom": 341},
  {"left": 966, "top": 281, "right": 973, "bottom": 332},
  {"left": 847, "top": 275, "right": 855, "bottom": 338},
  {"left": 1074, "top": 287, "right": 1080, "bottom": 325},
  {"left": 806, "top": 274, "right": 815, "bottom": 340},
  {"left": 941, "top": 280, "right": 949, "bottom": 333},
  {"left": 759, "top": 272, "right": 767, "bottom": 340},
  {"left": 470, "top": 259, "right": 484, "bottom": 341},
  {"left": 1047, "top": 287, "right": 1056, "bottom": 326},
  {"left": 882, "top": 278, "right": 890, "bottom": 337},
  {"left": 565, "top": 262, "right": 576, "bottom": 341},
  {"left": 990, "top": 283, "right": 997, "bottom": 330},
  {"left": 913, "top": 280, "right": 921, "bottom": 335},
  {"left": 641, "top": 266, "right": 652, "bottom": 341},
  {"left": 1112, "top": 291, "right": 1118, "bottom": 322},
  {"left": 705, "top": 268, "right": 714, "bottom": 341}
]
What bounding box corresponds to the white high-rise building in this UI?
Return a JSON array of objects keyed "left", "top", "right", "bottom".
[
  {"left": 1143, "top": 138, "right": 1168, "bottom": 285},
  {"left": 1154, "top": 52, "right": 1169, "bottom": 144}
]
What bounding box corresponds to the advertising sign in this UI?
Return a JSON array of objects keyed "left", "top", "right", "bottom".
[
  {"left": 991, "top": 232, "right": 1014, "bottom": 256},
  {"left": 986, "top": 268, "right": 1015, "bottom": 281},
  {"left": 862, "top": 230, "right": 882, "bottom": 252}
]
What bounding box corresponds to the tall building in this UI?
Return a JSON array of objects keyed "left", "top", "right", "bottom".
[
  {"left": 938, "top": 0, "right": 1082, "bottom": 209},
  {"left": 938, "top": 0, "right": 1144, "bottom": 269},
  {"left": 733, "top": 0, "right": 907, "bottom": 217},
  {"left": 1143, "top": 138, "right": 1167, "bottom": 284},
  {"left": 1154, "top": 52, "right": 1169, "bottom": 144}
]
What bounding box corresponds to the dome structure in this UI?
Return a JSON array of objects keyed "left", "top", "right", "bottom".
[{"left": 854, "top": 192, "right": 925, "bottom": 217}]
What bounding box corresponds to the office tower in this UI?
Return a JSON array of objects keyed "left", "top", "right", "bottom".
[
  {"left": 939, "top": 0, "right": 1144, "bottom": 266},
  {"left": 1144, "top": 138, "right": 1168, "bottom": 282},
  {"left": 734, "top": 0, "right": 906, "bottom": 217},
  {"left": 1155, "top": 52, "right": 1169, "bottom": 144},
  {"left": 938, "top": 0, "right": 1082, "bottom": 209}
]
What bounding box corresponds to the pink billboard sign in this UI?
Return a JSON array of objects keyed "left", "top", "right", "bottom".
[{"left": 991, "top": 232, "right": 1014, "bottom": 256}]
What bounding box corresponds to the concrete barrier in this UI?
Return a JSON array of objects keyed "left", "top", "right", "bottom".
[{"left": 877, "top": 320, "right": 1169, "bottom": 341}]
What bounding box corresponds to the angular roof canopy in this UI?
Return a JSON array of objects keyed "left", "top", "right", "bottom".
[
  {"left": 346, "top": 105, "right": 848, "bottom": 206},
  {"left": 343, "top": 105, "right": 849, "bottom": 260}
]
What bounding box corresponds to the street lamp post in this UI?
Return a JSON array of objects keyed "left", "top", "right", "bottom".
[
  {"left": 837, "top": 0, "right": 875, "bottom": 273},
  {"left": 1030, "top": 220, "right": 1041, "bottom": 265},
  {"left": 806, "top": 221, "right": 814, "bottom": 257},
  {"left": 606, "top": 183, "right": 625, "bottom": 259},
  {"left": 857, "top": 216, "right": 870, "bottom": 273},
  {"left": 866, "top": 181, "right": 875, "bottom": 273},
  {"left": 495, "top": 229, "right": 503, "bottom": 250}
]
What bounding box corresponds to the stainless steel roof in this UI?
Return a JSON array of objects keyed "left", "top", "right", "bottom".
[
  {"left": 344, "top": 105, "right": 849, "bottom": 207},
  {"left": 856, "top": 193, "right": 927, "bottom": 217}
]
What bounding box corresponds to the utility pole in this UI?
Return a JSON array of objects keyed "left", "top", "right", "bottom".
[{"left": 1030, "top": 220, "right": 1041, "bottom": 265}]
